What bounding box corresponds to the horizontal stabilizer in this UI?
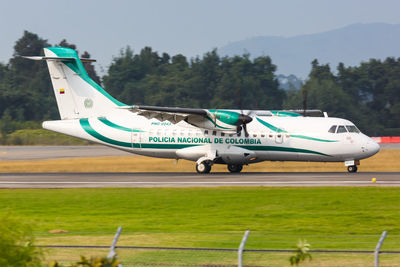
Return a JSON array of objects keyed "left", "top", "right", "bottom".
[{"left": 22, "top": 56, "right": 96, "bottom": 62}]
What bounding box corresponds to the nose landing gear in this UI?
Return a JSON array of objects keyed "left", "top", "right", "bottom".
[
  {"left": 347, "top": 165, "right": 358, "bottom": 173},
  {"left": 345, "top": 160, "right": 360, "bottom": 173}
]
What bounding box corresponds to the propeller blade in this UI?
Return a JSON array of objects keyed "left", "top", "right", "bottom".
[
  {"left": 243, "top": 123, "right": 249, "bottom": 137},
  {"left": 236, "top": 125, "right": 242, "bottom": 136}
]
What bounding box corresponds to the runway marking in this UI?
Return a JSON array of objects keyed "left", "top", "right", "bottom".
[{"left": 0, "top": 181, "right": 399, "bottom": 184}]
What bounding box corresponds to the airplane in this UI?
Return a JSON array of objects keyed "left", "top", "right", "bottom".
[{"left": 24, "top": 47, "right": 380, "bottom": 173}]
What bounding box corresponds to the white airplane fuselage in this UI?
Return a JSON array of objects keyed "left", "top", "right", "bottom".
[{"left": 43, "top": 109, "right": 380, "bottom": 165}]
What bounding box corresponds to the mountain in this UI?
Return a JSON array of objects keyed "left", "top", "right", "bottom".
[
  {"left": 277, "top": 74, "right": 303, "bottom": 91},
  {"left": 218, "top": 23, "right": 400, "bottom": 78}
]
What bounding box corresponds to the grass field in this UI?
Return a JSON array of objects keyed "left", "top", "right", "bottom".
[
  {"left": 1, "top": 187, "right": 400, "bottom": 265},
  {"left": 0, "top": 148, "right": 398, "bottom": 173}
]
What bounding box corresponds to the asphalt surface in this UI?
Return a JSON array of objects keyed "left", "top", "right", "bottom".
[
  {"left": 0, "top": 172, "right": 399, "bottom": 188},
  {"left": 0, "top": 145, "right": 398, "bottom": 188}
]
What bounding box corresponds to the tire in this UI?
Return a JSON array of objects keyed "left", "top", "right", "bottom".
[
  {"left": 227, "top": 164, "right": 243, "bottom": 173},
  {"left": 347, "top": 165, "right": 358, "bottom": 173},
  {"left": 196, "top": 161, "right": 211, "bottom": 174}
]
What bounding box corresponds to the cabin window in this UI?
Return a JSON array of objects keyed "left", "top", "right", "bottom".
[
  {"left": 133, "top": 133, "right": 137, "bottom": 136},
  {"left": 337, "top": 125, "right": 347, "bottom": 133},
  {"left": 253, "top": 134, "right": 257, "bottom": 137},
  {"left": 172, "top": 130, "right": 177, "bottom": 136},
  {"left": 212, "top": 130, "right": 217, "bottom": 136},
  {"left": 345, "top": 125, "right": 360, "bottom": 133},
  {"left": 196, "top": 131, "right": 201, "bottom": 136},
  {"left": 204, "top": 130, "right": 209, "bottom": 135},
  {"left": 157, "top": 130, "right": 162, "bottom": 136},
  {"left": 229, "top": 134, "right": 234, "bottom": 137},
  {"left": 221, "top": 132, "right": 225, "bottom": 137},
  {"left": 180, "top": 131, "right": 185, "bottom": 136},
  {"left": 269, "top": 134, "right": 273, "bottom": 138},
  {"left": 328, "top": 125, "right": 337, "bottom": 133},
  {"left": 261, "top": 134, "right": 265, "bottom": 137}
]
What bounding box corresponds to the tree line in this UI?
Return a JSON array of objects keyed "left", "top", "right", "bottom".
[{"left": 0, "top": 30, "right": 399, "bottom": 136}]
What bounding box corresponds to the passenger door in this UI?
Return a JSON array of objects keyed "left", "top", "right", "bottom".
[
  {"left": 275, "top": 132, "right": 283, "bottom": 144},
  {"left": 132, "top": 131, "right": 142, "bottom": 150}
]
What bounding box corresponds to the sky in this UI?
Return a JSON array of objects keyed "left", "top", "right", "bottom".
[{"left": 1, "top": 0, "right": 400, "bottom": 74}]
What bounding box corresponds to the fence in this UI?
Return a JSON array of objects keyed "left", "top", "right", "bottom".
[{"left": 39, "top": 229, "right": 400, "bottom": 267}]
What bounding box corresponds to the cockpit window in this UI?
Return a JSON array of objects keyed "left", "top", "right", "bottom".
[
  {"left": 337, "top": 125, "right": 347, "bottom": 133},
  {"left": 328, "top": 125, "right": 337, "bottom": 133},
  {"left": 345, "top": 125, "right": 360, "bottom": 133}
]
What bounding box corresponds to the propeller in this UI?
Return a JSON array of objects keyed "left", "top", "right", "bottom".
[
  {"left": 236, "top": 113, "right": 252, "bottom": 137},
  {"left": 234, "top": 88, "right": 253, "bottom": 137}
]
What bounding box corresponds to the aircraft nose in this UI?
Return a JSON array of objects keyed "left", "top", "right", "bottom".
[{"left": 366, "top": 138, "right": 380, "bottom": 156}]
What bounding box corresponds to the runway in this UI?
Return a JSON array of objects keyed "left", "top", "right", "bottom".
[{"left": 0, "top": 172, "right": 399, "bottom": 188}]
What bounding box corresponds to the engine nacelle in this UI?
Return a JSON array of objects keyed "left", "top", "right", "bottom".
[
  {"left": 185, "top": 110, "right": 249, "bottom": 132},
  {"left": 218, "top": 146, "right": 256, "bottom": 164}
]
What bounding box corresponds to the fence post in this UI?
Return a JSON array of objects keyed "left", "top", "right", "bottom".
[
  {"left": 238, "top": 230, "right": 250, "bottom": 267},
  {"left": 374, "top": 231, "right": 387, "bottom": 267},
  {"left": 108, "top": 226, "right": 123, "bottom": 264}
]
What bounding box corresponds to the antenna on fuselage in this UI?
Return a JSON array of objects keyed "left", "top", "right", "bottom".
[{"left": 302, "top": 87, "right": 308, "bottom": 117}]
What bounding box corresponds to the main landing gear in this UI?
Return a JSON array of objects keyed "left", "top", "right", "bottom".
[
  {"left": 347, "top": 165, "right": 358, "bottom": 173},
  {"left": 227, "top": 164, "right": 243, "bottom": 173},
  {"left": 196, "top": 161, "right": 212, "bottom": 174},
  {"left": 195, "top": 161, "right": 244, "bottom": 174}
]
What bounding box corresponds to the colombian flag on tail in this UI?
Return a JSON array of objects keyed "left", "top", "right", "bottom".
[{"left": 59, "top": 88, "right": 65, "bottom": 94}]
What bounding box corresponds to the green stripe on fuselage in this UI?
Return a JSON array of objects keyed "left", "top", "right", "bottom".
[
  {"left": 80, "top": 118, "right": 132, "bottom": 148},
  {"left": 235, "top": 145, "right": 331, "bottom": 157},
  {"left": 256, "top": 118, "right": 338, "bottom": 142},
  {"left": 80, "top": 118, "right": 331, "bottom": 156},
  {"left": 290, "top": 135, "right": 338, "bottom": 143},
  {"left": 98, "top": 117, "right": 143, "bottom": 132}
]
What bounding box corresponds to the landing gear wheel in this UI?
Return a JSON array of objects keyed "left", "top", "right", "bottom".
[
  {"left": 196, "top": 161, "right": 211, "bottom": 174},
  {"left": 227, "top": 164, "right": 243, "bottom": 173},
  {"left": 347, "top": 165, "right": 358, "bottom": 173}
]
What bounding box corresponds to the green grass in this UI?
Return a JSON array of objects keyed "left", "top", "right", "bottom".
[
  {"left": 2, "top": 187, "right": 400, "bottom": 266},
  {"left": 1, "top": 187, "right": 400, "bottom": 251}
]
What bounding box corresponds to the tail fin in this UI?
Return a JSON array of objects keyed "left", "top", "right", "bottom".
[{"left": 27, "top": 47, "right": 127, "bottom": 119}]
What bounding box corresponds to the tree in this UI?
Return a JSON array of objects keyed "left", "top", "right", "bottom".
[
  {"left": 6, "top": 31, "right": 54, "bottom": 121},
  {"left": 81, "top": 51, "right": 101, "bottom": 85},
  {"left": 0, "top": 32, "right": 103, "bottom": 124}
]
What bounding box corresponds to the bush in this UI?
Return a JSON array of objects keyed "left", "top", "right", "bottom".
[{"left": 0, "top": 215, "right": 43, "bottom": 266}]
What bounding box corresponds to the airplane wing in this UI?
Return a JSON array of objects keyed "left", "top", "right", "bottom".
[
  {"left": 125, "top": 105, "right": 252, "bottom": 134},
  {"left": 129, "top": 105, "right": 207, "bottom": 123}
]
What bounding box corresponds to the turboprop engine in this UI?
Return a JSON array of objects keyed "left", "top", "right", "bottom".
[{"left": 185, "top": 110, "right": 252, "bottom": 135}]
